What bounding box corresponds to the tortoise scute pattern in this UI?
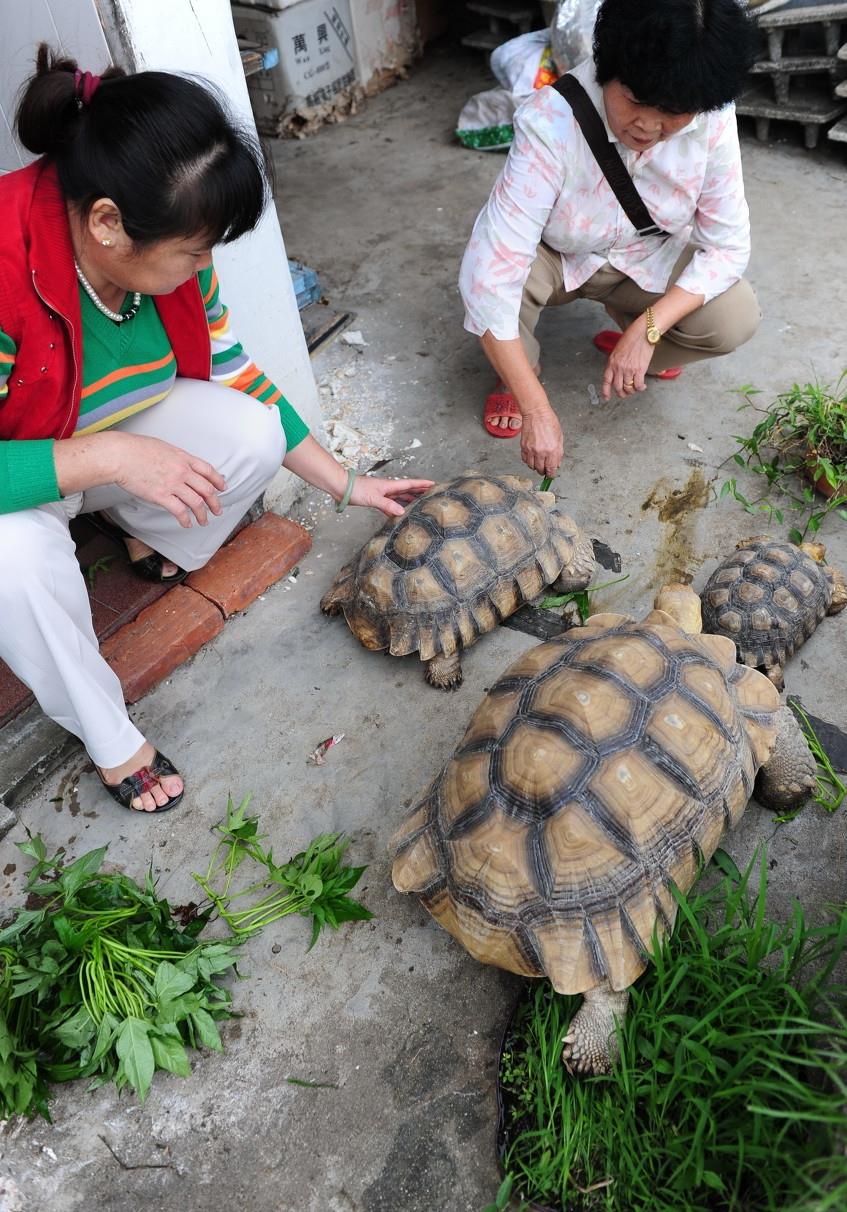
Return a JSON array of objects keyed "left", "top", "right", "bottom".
[
  {"left": 321, "top": 475, "right": 592, "bottom": 662},
  {"left": 391, "top": 614, "right": 779, "bottom": 996},
  {"left": 701, "top": 540, "right": 833, "bottom": 673}
]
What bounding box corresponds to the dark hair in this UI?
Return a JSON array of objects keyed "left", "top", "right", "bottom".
[
  {"left": 15, "top": 44, "right": 270, "bottom": 246},
  {"left": 593, "top": 0, "right": 758, "bottom": 114}
]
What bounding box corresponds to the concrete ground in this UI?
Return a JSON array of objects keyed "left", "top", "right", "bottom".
[{"left": 1, "top": 44, "right": 846, "bottom": 1212}]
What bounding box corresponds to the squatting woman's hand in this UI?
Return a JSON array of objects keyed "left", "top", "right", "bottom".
[
  {"left": 109, "top": 432, "right": 226, "bottom": 526},
  {"left": 349, "top": 475, "right": 434, "bottom": 518},
  {"left": 520, "top": 405, "right": 564, "bottom": 478},
  {"left": 602, "top": 322, "right": 656, "bottom": 400}
]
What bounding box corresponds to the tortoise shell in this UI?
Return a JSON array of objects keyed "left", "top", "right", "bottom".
[
  {"left": 391, "top": 609, "right": 779, "bottom": 995},
  {"left": 700, "top": 539, "right": 833, "bottom": 676},
  {"left": 320, "top": 473, "right": 593, "bottom": 662}
]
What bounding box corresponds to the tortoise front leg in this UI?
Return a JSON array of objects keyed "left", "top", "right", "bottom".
[
  {"left": 425, "top": 652, "right": 463, "bottom": 690},
  {"left": 755, "top": 705, "right": 817, "bottom": 811},
  {"left": 562, "top": 982, "right": 629, "bottom": 1075}
]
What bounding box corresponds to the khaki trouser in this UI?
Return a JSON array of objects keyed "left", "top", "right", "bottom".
[{"left": 519, "top": 244, "right": 761, "bottom": 372}]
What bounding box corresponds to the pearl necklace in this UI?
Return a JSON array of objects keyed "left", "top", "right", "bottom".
[{"left": 74, "top": 259, "right": 142, "bottom": 323}]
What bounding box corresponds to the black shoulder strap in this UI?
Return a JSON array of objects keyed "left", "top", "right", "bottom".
[{"left": 553, "top": 74, "right": 666, "bottom": 238}]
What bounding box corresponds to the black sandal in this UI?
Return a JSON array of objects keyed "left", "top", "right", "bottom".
[
  {"left": 96, "top": 750, "right": 185, "bottom": 813},
  {"left": 89, "top": 513, "right": 188, "bottom": 585}
]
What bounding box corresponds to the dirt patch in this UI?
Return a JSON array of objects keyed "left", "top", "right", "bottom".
[{"left": 641, "top": 468, "right": 712, "bottom": 586}]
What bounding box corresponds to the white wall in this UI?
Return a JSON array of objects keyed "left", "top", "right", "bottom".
[{"left": 0, "top": 0, "right": 110, "bottom": 172}]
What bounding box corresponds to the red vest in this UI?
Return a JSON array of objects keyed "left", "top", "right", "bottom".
[{"left": 0, "top": 159, "right": 211, "bottom": 440}]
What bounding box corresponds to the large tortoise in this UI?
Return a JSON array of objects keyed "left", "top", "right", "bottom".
[
  {"left": 700, "top": 538, "right": 846, "bottom": 690},
  {"left": 391, "top": 585, "right": 816, "bottom": 1074},
  {"left": 320, "top": 473, "right": 595, "bottom": 689}
]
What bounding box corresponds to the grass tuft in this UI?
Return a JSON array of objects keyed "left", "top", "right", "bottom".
[{"left": 497, "top": 851, "right": 847, "bottom": 1212}]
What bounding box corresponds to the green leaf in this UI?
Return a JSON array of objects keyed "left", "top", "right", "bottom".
[
  {"left": 0, "top": 1015, "right": 15, "bottom": 1064},
  {"left": 196, "top": 946, "right": 238, "bottom": 980},
  {"left": 711, "top": 849, "right": 741, "bottom": 881},
  {"left": 58, "top": 847, "right": 108, "bottom": 900},
  {"left": 53, "top": 1007, "right": 96, "bottom": 1050},
  {"left": 52, "top": 915, "right": 88, "bottom": 951},
  {"left": 297, "top": 873, "right": 324, "bottom": 900},
  {"left": 155, "top": 991, "right": 202, "bottom": 1025},
  {"left": 89, "top": 1012, "right": 120, "bottom": 1068},
  {"left": 150, "top": 1030, "right": 191, "bottom": 1078},
  {"left": 12, "top": 971, "right": 48, "bottom": 998},
  {"left": 0, "top": 908, "right": 47, "bottom": 945},
  {"left": 153, "top": 960, "right": 195, "bottom": 1006},
  {"left": 16, "top": 835, "right": 47, "bottom": 864},
  {"left": 191, "top": 1009, "right": 223, "bottom": 1052},
  {"left": 115, "top": 1018, "right": 154, "bottom": 1101}
]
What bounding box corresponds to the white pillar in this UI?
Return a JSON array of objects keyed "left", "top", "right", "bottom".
[{"left": 98, "top": 0, "right": 322, "bottom": 512}]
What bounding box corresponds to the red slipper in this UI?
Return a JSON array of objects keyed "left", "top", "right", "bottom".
[
  {"left": 483, "top": 384, "right": 522, "bottom": 438},
  {"left": 592, "top": 330, "right": 683, "bottom": 380}
]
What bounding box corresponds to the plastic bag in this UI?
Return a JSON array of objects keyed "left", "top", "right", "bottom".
[
  {"left": 457, "top": 31, "right": 558, "bottom": 151},
  {"left": 550, "top": 0, "right": 602, "bottom": 73},
  {"left": 491, "top": 29, "right": 554, "bottom": 93}
]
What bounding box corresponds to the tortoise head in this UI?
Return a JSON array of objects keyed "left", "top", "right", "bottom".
[
  {"left": 798, "top": 542, "right": 847, "bottom": 613},
  {"left": 652, "top": 583, "right": 702, "bottom": 635},
  {"left": 799, "top": 540, "right": 827, "bottom": 563}
]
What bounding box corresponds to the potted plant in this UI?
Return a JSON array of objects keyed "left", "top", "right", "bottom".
[{"left": 720, "top": 373, "right": 847, "bottom": 542}]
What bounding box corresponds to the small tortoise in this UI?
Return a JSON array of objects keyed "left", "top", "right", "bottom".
[
  {"left": 320, "top": 473, "right": 595, "bottom": 689},
  {"left": 700, "top": 538, "right": 846, "bottom": 690},
  {"left": 391, "top": 585, "right": 816, "bottom": 1074}
]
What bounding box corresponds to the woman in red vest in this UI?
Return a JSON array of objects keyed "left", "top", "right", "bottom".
[{"left": 0, "top": 47, "right": 430, "bottom": 815}]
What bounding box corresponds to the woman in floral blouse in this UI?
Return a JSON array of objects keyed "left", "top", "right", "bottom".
[{"left": 459, "top": 0, "right": 760, "bottom": 478}]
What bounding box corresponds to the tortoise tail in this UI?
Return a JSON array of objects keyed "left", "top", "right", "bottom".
[
  {"left": 825, "top": 565, "right": 847, "bottom": 614},
  {"left": 320, "top": 562, "right": 356, "bottom": 616}
]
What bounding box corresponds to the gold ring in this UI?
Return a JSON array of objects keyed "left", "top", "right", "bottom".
[{"left": 624, "top": 379, "right": 635, "bottom": 388}]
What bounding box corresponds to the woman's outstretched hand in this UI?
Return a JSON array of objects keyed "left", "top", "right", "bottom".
[{"left": 350, "top": 475, "right": 434, "bottom": 518}]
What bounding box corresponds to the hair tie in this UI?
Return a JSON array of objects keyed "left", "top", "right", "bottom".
[{"left": 73, "top": 69, "right": 101, "bottom": 108}]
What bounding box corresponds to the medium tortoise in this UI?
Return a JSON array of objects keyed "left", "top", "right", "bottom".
[
  {"left": 700, "top": 538, "right": 846, "bottom": 690},
  {"left": 320, "top": 473, "right": 595, "bottom": 689},
  {"left": 391, "top": 585, "right": 816, "bottom": 1074}
]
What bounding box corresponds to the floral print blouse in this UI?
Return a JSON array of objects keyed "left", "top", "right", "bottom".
[{"left": 459, "top": 59, "right": 751, "bottom": 341}]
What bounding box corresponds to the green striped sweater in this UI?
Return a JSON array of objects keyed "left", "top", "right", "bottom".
[{"left": 0, "top": 264, "right": 308, "bottom": 514}]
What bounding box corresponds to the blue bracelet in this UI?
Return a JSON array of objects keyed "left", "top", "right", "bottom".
[{"left": 336, "top": 468, "right": 357, "bottom": 513}]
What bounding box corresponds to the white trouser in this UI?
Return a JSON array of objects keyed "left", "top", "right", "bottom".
[{"left": 0, "top": 379, "right": 286, "bottom": 768}]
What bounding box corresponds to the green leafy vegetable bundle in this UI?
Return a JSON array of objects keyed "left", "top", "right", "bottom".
[
  {"left": 0, "top": 836, "right": 237, "bottom": 1119},
  {"left": 0, "top": 804, "right": 373, "bottom": 1121},
  {"left": 192, "top": 795, "right": 373, "bottom": 947}
]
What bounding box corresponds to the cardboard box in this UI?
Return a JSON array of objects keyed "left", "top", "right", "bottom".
[{"left": 232, "top": 0, "right": 357, "bottom": 130}]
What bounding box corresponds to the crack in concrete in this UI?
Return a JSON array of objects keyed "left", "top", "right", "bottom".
[{"left": 98, "top": 1134, "right": 175, "bottom": 1173}]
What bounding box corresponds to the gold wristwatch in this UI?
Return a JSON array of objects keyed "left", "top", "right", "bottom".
[{"left": 645, "top": 306, "right": 662, "bottom": 346}]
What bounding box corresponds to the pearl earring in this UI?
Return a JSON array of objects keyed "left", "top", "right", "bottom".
[{"left": 101, "top": 239, "right": 112, "bottom": 247}]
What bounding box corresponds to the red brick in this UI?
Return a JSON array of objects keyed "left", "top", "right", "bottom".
[
  {"left": 186, "top": 512, "right": 312, "bottom": 617},
  {"left": 100, "top": 586, "right": 224, "bottom": 703},
  {"left": 0, "top": 662, "right": 34, "bottom": 730}
]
